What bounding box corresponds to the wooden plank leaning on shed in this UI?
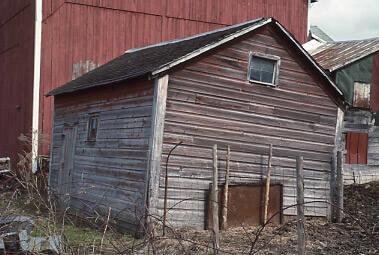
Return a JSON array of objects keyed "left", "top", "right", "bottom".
[
  {"left": 145, "top": 75, "right": 169, "bottom": 220},
  {"left": 263, "top": 144, "right": 273, "bottom": 224},
  {"left": 221, "top": 145, "right": 231, "bottom": 230}
]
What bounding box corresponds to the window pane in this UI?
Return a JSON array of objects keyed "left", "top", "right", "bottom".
[
  {"left": 249, "top": 56, "right": 276, "bottom": 84},
  {"left": 261, "top": 71, "right": 274, "bottom": 84},
  {"left": 250, "top": 69, "right": 261, "bottom": 81}
]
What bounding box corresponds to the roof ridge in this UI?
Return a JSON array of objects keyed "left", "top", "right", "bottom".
[{"left": 124, "top": 17, "right": 267, "bottom": 54}]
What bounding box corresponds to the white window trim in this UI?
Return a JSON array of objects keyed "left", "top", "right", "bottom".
[{"left": 247, "top": 52, "right": 281, "bottom": 87}]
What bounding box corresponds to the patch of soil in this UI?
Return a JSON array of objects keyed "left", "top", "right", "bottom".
[{"left": 150, "top": 181, "right": 379, "bottom": 254}]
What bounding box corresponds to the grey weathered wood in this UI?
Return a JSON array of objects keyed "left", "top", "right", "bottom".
[
  {"left": 336, "top": 151, "right": 344, "bottom": 223},
  {"left": 296, "top": 156, "right": 305, "bottom": 255},
  {"left": 211, "top": 144, "right": 220, "bottom": 253},
  {"left": 221, "top": 145, "right": 230, "bottom": 230},
  {"left": 146, "top": 75, "right": 169, "bottom": 217},
  {"left": 50, "top": 81, "right": 154, "bottom": 232},
  {"left": 263, "top": 144, "right": 273, "bottom": 224},
  {"left": 330, "top": 155, "right": 336, "bottom": 222}
]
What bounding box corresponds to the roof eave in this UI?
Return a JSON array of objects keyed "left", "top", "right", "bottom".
[
  {"left": 275, "top": 21, "right": 343, "bottom": 96},
  {"left": 328, "top": 51, "right": 379, "bottom": 72}
]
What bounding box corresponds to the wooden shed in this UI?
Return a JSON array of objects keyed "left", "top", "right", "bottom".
[{"left": 47, "top": 18, "right": 345, "bottom": 232}]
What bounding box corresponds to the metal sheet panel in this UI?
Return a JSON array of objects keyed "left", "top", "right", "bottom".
[
  {"left": 207, "top": 183, "right": 283, "bottom": 229},
  {"left": 371, "top": 54, "right": 379, "bottom": 112},
  {"left": 311, "top": 38, "right": 379, "bottom": 72}
]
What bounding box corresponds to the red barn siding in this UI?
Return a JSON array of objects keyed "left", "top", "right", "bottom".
[
  {"left": 0, "top": 0, "right": 310, "bottom": 164},
  {"left": 0, "top": 1, "right": 35, "bottom": 162},
  {"left": 39, "top": 0, "right": 310, "bottom": 156}
]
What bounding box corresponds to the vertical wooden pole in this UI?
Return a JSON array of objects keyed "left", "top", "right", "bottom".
[
  {"left": 336, "top": 151, "right": 344, "bottom": 223},
  {"left": 162, "top": 160, "right": 169, "bottom": 236},
  {"left": 330, "top": 155, "right": 336, "bottom": 222},
  {"left": 221, "top": 146, "right": 230, "bottom": 230},
  {"left": 263, "top": 144, "right": 273, "bottom": 224},
  {"left": 212, "top": 144, "right": 220, "bottom": 254},
  {"left": 296, "top": 156, "right": 305, "bottom": 255}
]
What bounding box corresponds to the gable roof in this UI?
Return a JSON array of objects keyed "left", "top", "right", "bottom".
[
  {"left": 309, "top": 38, "right": 379, "bottom": 72},
  {"left": 308, "top": 26, "right": 334, "bottom": 43},
  {"left": 47, "top": 18, "right": 343, "bottom": 103}
]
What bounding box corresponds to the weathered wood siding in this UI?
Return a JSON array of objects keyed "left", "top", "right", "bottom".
[
  {"left": 343, "top": 110, "right": 379, "bottom": 184},
  {"left": 49, "top": 80, "right": 153, "bottom": 230},
  {"left": 158, "top": 25, "right": 339, "bottom": 228}
]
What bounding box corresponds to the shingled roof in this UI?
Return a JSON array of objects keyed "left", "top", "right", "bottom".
[
  {"left": 310, "top": 38, "right": 379, "bottom": 72},
  {"left": 48, "top": 17, "right": 342, "bottom": 100}
]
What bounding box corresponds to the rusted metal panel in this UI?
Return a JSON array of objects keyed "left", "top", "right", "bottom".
[
  {"left": 159, "top": 26, "right": 338, "bottom": 228},
  {"left": 0, "top": 1, "right": 35, "bottom": 163},
  {"left": 371, "top": 54, "right": 379, "bottom": 112},
  {"left": 207, "top": 183, "right": 282, "bottom": 229},
  {"left": 353, "top": 82, "right": 371, "bottom": 109}
]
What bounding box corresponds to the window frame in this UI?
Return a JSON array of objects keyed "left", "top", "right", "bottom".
[
  {"left": 87, "top": 113, "right": 99, "bottom": 142},
  {"left": 247, "top": 52, "right": 281, "bottom": 87}
]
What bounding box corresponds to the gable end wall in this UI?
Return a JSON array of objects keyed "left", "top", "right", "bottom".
[{"left": 158, "top": 26, "right": 339, "bottom": 228}]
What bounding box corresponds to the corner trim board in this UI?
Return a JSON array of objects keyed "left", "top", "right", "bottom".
[
  {"left": 146, "top": 75, "right": 169, "bottom": 217},
  {"left": 32, "top": 0, "right": 43, "bottom": 173}
]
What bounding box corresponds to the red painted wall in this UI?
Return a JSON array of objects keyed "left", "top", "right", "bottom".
[
  {"left": 39, "top": 0, "right": 310, "bottom": 155},
  {"left": 0, "top": 1, "right": 35, "bottom": 162},
  {"left": 0, "top": 0, "right": 310, "bottom": 159}
]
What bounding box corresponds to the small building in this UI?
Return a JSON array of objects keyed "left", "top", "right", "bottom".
[
  {"left": 308, "top": 38, "right": 379, "bottom": 184},
  {"left": 48, "top": 18, "right": 345, "bottom": 232}
]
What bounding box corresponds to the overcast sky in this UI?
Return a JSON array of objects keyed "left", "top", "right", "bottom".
[{"left": 309, "top": 0, "right": 379, "bottom": 41}]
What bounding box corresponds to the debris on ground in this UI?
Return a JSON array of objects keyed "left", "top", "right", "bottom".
[
  {"left": 0, "top": 180, "right": 377, "bottom": 254},
  {"left": 0, "top": 215, "right": 61, "bottom": 254}
]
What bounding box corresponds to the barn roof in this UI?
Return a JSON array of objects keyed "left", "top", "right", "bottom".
[
  {"left": 309, "top": 38, "right": 379, "bottom": 72},
  {"left": 48, "top": 17, "right": 342, "bottom": 99}
]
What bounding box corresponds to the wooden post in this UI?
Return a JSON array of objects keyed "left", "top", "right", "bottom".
[
  {"left": 336, "top": 151, "right": 344, "bottom": 223},
  {"left": 221, "top": 146, "right": 230, "bottom": 230},
  {"left": 263, "top": 144, "right": 273, "bottom": 224},
  {"left": 296, "top": 156, "right": 305, "bottom": 255},
  {"left": 330, "top": 155, "right": 336, "bottom": 222},
  {"left": 212, "top": 144, "right": 220, "bottom": 254}
]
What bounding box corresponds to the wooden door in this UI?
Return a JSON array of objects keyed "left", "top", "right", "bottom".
[{"left": 58, "top": 124, "right": 78, "bottom": 202}]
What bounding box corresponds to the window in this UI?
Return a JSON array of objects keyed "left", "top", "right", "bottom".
[
  {"left": 87, "top": 115, "right": 99, "bottom": 141},
  {"left": 345, "top": 132, "right": 368, "bottom": 164},
  {"left": 353, "top": 82, "right": 371, "bottom": 109},
  {"left": 248, "top": 53, "right": 280, "bottom": 86}
]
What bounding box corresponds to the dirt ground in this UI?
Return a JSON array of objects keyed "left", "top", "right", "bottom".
[
  {"left": 151, "top": 181, "right": 379, "bottom": 255},
  {"left": 0, "top": 181, "right": 378, "bottom": 254}
]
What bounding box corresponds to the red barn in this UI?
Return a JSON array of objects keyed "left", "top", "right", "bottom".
[{"left": 0, "top": 0, "right": 316, "bottom": 170}]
